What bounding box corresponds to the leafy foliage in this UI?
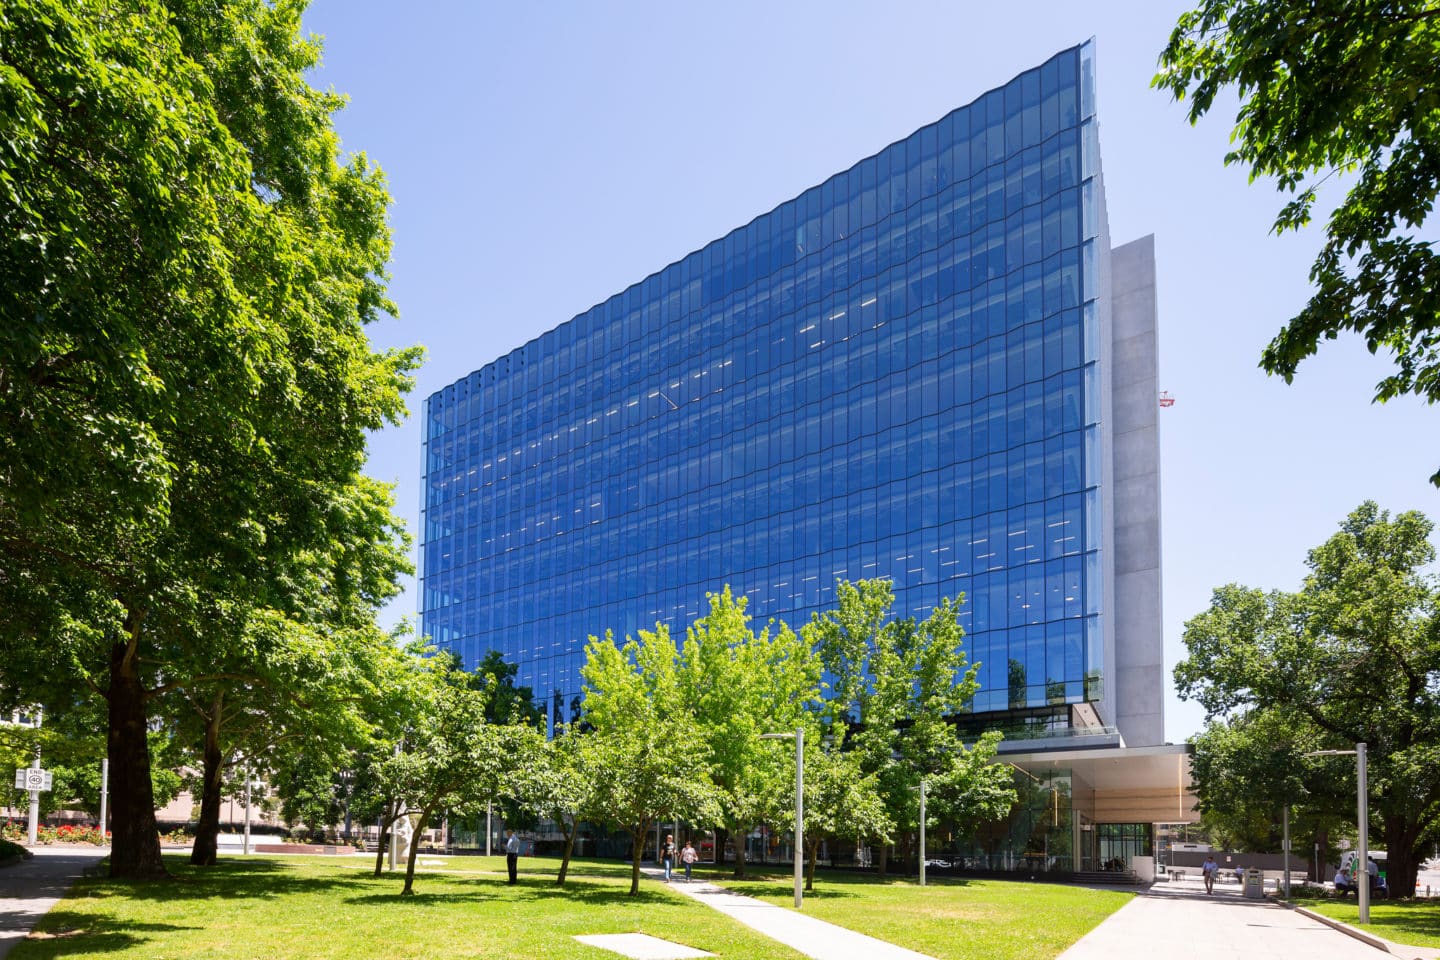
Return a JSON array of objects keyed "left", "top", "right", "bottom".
[
  {"left": 675, "top": 587, "right": 820, "bottom": 877},
  {"left": 580, "top": 626, "right": 721, "bottom": 895},
  {"left": 804, "top": 580, "right": 1014, "bottom": 873},
  {"left": 0, "top": 0, "right": 420, "bottom": 878},
  {"left": 1175, "top": 501, "right": 1440, "bottom": 893},
  {"left": 1156, "top": 0, "right": 1440, "bottom": 483}
]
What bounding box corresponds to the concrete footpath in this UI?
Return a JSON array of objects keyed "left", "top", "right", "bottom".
[
  {"left": 642, "top": 868, "right": 936, "bottom": 960},
  {"left": 0, "top": 846, "right": 108, "bottom": 959},
  {"left": 1058, "top": 878, "right": 1427, "bottom": 960}
]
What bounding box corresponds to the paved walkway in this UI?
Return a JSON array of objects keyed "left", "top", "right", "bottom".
[
  {"left": 0, "top": 846, "right": 108, "bottom": 959},
  {"left": 1059, "top": 877, "right": 1423, "bottom": 960},
  {"left": 641, "top": 868, "right": 936, "bottom": 960}
]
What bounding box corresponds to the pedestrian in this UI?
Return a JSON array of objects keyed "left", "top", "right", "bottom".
[
  {"left": 681, "top": 840, "right": 698, "bottom": 883},
  {"left": 1201, "top": 854, "right": 1218, "bottom": 894},
  {"left": 1234, "top": 864, "right": 1244, "bottom": 886},
  {"left": 505, "top": 829, "right": 520, "bottom": 885},
  {"left": 661, "top": 833, "right": 677, "bottom": 883}
]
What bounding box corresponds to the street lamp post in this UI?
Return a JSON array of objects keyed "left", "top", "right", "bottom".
[
  {"left": 339, "top": 770, "right": 354, "bottom": 844},
  {"left": 1306, "top": 744, "right": 1370, "bottom": 924},
  {"left": 243, "top": 762, "right": 253, "bottom": 855},
  {"left": 760, "top": 729, "right": 804, "bottom": 909},
  {"left": 919, "top": 779, "right": 927, "bottom": 887},
  {"left": 99, "top": 758, "right": 109, "bottom": 838}
]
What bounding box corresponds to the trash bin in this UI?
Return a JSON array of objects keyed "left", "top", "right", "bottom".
[{"left": 1244, "top": 867, "right": 1265, "bottom": 900}]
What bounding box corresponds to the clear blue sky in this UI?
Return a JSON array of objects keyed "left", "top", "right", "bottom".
[{"left": 302, "top": 0, "right": 1438, "bottom": 744}]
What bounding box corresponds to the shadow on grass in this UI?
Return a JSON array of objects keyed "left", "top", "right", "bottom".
[
  {"left": 519, "top": 879, "right": 676, "bottom": 906},
  {"left": 18, "top": 910, "right": 199, "bottom": 958},
  {"left": 67, "top": 855, "right": 374, "bottom": 904},
  {"left": 711, "top": 880, "right": 866, "bottom": 901},
  {"left": 343, "top": 873, "right": 679, "bottom": 909},
  {"left": 344, "top": 890, "right": 489, "bottom": 906}
]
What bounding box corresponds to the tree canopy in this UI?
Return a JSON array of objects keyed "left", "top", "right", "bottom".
[
  {"left": 804, "top": 580, "right": 1014, "bottom": 876},
  {"left": 1156, "top": 0, "right": 1440, "bottom": 484},
  {"left": 0, "top": 0, "right": 420, "bottom": 878},
  {"left": 1176, "top": 501, "right": 1440, "bottom": 894},
  {"left": 580, "top": 626, "right": 720, "bottom": 895},
  {"left": 675, "top": 587, "right": 820, "bottom": 878}
]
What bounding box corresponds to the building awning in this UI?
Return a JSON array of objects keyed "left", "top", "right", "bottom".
[{"left": 1005, "top": 742, "right": 1198, "bottom": 824}]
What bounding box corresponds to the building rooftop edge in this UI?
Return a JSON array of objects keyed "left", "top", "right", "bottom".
[{"left": 427, "top": 40, "right": 1095, "bottom": 405}]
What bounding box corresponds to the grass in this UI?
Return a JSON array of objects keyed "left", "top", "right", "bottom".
[
  {"left": 1289, "top": 895, "right": 1440, "bottom": 949},
  {"left": 10, "top": 854, "right": 807, "bottom": 960},
  {"left": 696, "top": 864, "right": 1132, "bottom": 960}
]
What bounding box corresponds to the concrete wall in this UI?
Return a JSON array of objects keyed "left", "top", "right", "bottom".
[{"left": 1109, "top": 235, "right": 1164, "bottom": 747}]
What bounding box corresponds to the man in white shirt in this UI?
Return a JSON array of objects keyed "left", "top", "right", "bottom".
[{"left": 505, "top": 830, "right": 520, "bottom": 885}]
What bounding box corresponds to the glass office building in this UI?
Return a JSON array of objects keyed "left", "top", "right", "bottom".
[{"left": 421, "top": 42, "right": 1165, "bottom": 752}]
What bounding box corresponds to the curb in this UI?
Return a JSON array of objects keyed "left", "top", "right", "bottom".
[{"left": 1279, "top": 900, "right": 1434, "bottom": 960}]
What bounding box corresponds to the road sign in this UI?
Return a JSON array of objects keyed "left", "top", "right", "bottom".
[{"left": 13, "top": 768, "right": 51, "bottom": 792}]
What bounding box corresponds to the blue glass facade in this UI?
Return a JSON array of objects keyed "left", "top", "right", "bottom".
[{"left": 422, "top": 44, "right": 1109, "bottom": 727}]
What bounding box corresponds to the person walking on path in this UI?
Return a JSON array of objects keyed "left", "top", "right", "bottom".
[
  {"left": 1201, "top": 855, "right": 1218, "bottom": 894},
  {"left": 661, "top": 834, "right": 677, "bottom": 883},
  {"left": 681, "top": 840, "right": 698, "bottom": 882},
  {"left": 504, "top": 830, "right": 520, "bottom": 885}
]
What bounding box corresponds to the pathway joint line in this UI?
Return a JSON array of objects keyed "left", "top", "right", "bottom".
[
  {"left": 640, "top": 867, "right": 937, "bottom": 960},
  {"left": 573, "top": 932, "right": 714, "bottom": 959}
]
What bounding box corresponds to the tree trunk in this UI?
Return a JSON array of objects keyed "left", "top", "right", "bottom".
[
  {"left": 713, "top": 827, "right": 727, "bottom": 866},
  {"left": 373, "top": 802, "right": 396, "bottom": 877},
  {"left": 1313, "top": 825, "right": 1330, "bottom": 882},
  {"left": 877, "top": 842, "right": 889, "bottom": 878},
  {"left": 401, "top": 802, "right": 435, "bottom": 895},
  {"left": 628, "top": 827, "right": 645, "bottom": 895},
  {"left": 1383, "top": 816, "right": 1420, "bottom": 899},
  {"left": 107, "top": 624, "right": 167, "bottom": 880},
  {"left": 555, "top": 818, "right": 576, "bottom": 886},
  {"left": 730, "top": 821, "right": 746, "bottom": 879},
  {"left": 190, "top": 694, "right": 224, "bottom": 866}
]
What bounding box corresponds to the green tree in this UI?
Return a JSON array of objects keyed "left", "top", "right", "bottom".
[
  {"left": 580, "top": 627, "right": 720, "bottom": 896},
  {"left": 175, "top": 477, "right": 412, "bottom": 865},
  {"left": 1156, "top": 0, "right": 1440, "bottom": 484},
  {"left": 0, "top": 0, "right": 419, "bottom": 878},
  {"left": 355, "top": 640, "right": 449, "bottom": 878},
  {"left": 786, "top": 742, "right": 889, "bottom": 892},
  {"left": 517, "top": 724, "right": 591, "bottom": 887},
  {"left": 1175, "top": 501, "right": 1440, "bottom": 895},
  {"left": 675, "top": 586, "right": 821, "bottom": 878},
  {"left": 805, "top": 581, "right": 1013, "bottom": 876},
  {"left": 382, "top": 675, "right": 543, "bottom": 896},
  {"left": 0, "top": 714, "right": 181, "bottom": 821},
  {"left": 473, "top": 650, "right": 546, "bottom": 727},
  {"left": 1187, "top": 708, "right": 1351, "bottom": 861}
]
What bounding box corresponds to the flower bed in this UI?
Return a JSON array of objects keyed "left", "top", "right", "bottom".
[{"left": 1, "top": 821, "right": 109, "bottom": 845}]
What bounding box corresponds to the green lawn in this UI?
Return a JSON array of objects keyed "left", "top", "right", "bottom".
[
  {"left": 11, "top": 854, "right": 806, "bottom": 960},
  {"left": 701, "top": 866, "right": 1132, "bottom": 960},
  {"left": 1290, "top": 896, "right": 1440, "bottom": 949}
]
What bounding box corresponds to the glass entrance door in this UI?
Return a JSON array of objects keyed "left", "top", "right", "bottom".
[{"left": 1095, "top": 823, "right": 1153, "bottom": 871}]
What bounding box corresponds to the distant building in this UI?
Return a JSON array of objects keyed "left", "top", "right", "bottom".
[{"left": 422, "top": 41, "right": 1194, "bottom": 872}]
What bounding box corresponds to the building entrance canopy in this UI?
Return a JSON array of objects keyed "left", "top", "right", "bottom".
[{"left": 1007, "top": 742, "right": 1196, "bottom": 825}]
